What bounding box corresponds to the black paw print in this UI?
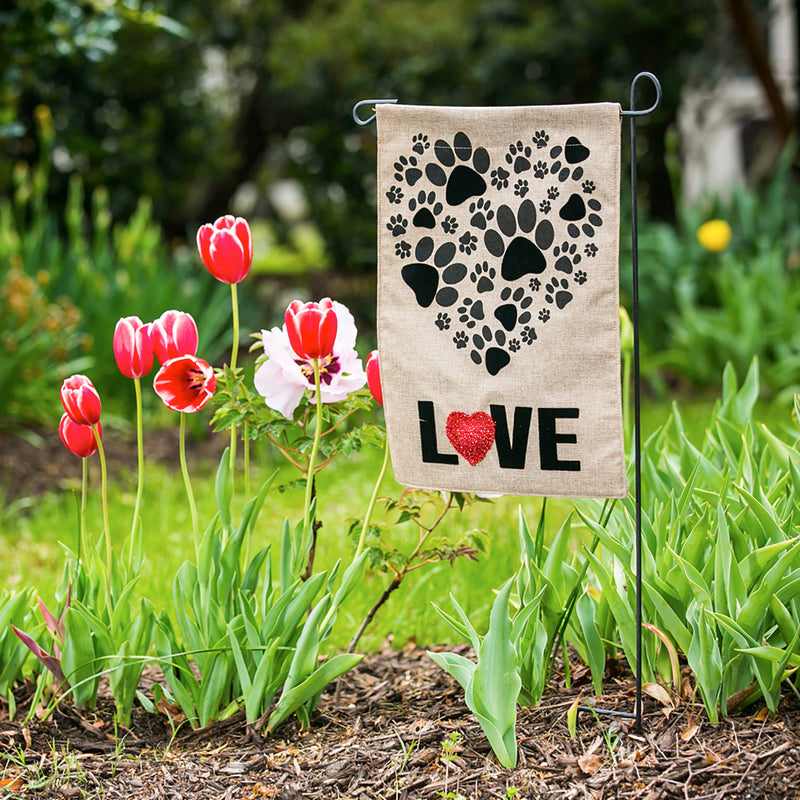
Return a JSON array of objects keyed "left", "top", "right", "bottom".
[
  {"left": 393, "top": 154, "right": 422, "bottom": 186},
  {"left": 529, "top": 277, "right": 541, "bottom": 292},
  {"left": 495, "top": 286, "right": 533, "bottom": 331},
  {"left": 459, "top": 231, "right": 478, "bottom": 255},
  {"left": 490, "top": 166, "right": 510, "bottom": 189},
  {"left": 395, "top": 240, "right": 411, "bottom": 259},
  {"left": 582, "top": 180, "right": 595, "bottom": 194},
  {"left": 469, "top": 198, "right": 494, "bottom": 230},
  {"left": 412, "top": 133, "right": 430, "bottom": 155},
  {"left": 506, "top": 141, "right": 532, "bottom": 173},
  {"left": 553, "top": 241, "right": 581, "bottom": 274},
  {"left": 435, "top": 312, "right": 451, "bottom": 330},
  {"left": 521, "top": 325, "right": 537, "bottom": 344},
  {"left": 539, "top": 199, "right": 551, "bottom": 214},
  {"left": 547, "top": 186, "right": 559, "bottom": 200},
  {"left": 584, "top": 243, "right": 598, "bottom": 257},
  {"left": 514, "top": 179, "right": 529, "bottom": 198},
  {"left": 408, "top": 190, "right": 443, "bottom": 229},
  {"left": 538, "top": 308, "right": 550, "bottom": 323},
  {"left": 426, "top": 131, "right": 490, "bottom": 206},
  {"left": 442, "top": 215, "right": 458, "bottom": 234},
  {"left": 386, "top": 215, "right": 408, "bottom": 237},
  {"left": 386, "top": 185, "right": 404, "bottom": 204},
  {"left": 574, "top": 270, "right": 587, "bottom": 285},
  {"left": 544, "top": 278, "right": 573, "bottom": 309},
  {"left": 469, "top": 325, "right": 511, "bottom": 375},
  {"left": 457, "top": 297, "right": 485, "bottom": 329},
  {"left": 453, "top": 331, "right": 468, "bottom": 349},
  {"left": 532, "top": 161, "right": 548, "bottom": 179},
  {"left": 508, "top": 338, "right": 521, "bottom": 353},
  {"left": 470, "top": 262, "right": 495, "bottom": 293},
  {"left": 533, "top": 130, "right": 549, "bottom": 149}
]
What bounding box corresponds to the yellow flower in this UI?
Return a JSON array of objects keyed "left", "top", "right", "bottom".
[{"left": 697, "top": 219, "right": 732, "bottom": 253}]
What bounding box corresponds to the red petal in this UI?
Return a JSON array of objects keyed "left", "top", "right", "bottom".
[{"left": 209, "top": 229, "right": 246, "bottom": 283}]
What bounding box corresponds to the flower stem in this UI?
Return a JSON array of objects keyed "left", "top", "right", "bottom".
[
  {"left": 92, "top": 424, "right": 112, "bottom": 608},
  {"left": 302, "top": 360, "right": 324, "bottom": 546},
  {"left": 79, "top": 457, "right": 87, "bottom": 563},
  {"left": 355, "top": 438, "right": 390, "bottom": 558},
  {"left": 179, "top": 412, "right": 200, "bottom": 563},
  {"left": 129, "top": 376, "right": 144, "bottom": 565},
  {"left": 229, "top": 282, "right": 239, "bottom": 477},
  {"left": 243, "top": 421, "right": 251, "bottom": 500}
]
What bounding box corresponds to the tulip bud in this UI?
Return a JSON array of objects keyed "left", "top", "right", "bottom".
[
  {"left": 366, "top": 350, "right": 383, "bottom": 406},
  {"left": 150, "top": 310, "right": 199, "bottom": 365},
  {"left": 59, "top": 413, "right": 100, "bottom": 458},
  {"left": 197, "top": 215, "right": 253, "bottom": 284},
  {"left": 284, "top": 298, "right": 338, "bottom": 361},
  {"left": 113, "top": 316, "right": 154, "bottom": 379},
  {"left": 60, "top": 374, "right": 102, "bottom": 426}
]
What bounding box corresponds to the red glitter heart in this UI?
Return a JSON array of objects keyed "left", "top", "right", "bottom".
[{"left": 445, "top": 411, "right": 496, "bottom": 466}]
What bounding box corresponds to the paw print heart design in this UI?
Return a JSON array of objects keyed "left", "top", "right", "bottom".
[
  {"left": 387, "top": 129, "right": 603, "bottom": 375},
  {"left": 445, "top": 411, "right": 496, "bottom": 466}
]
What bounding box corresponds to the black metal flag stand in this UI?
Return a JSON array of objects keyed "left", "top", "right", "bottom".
[{"left": 354, "top": 72, "right": 663, "bottom": 734}]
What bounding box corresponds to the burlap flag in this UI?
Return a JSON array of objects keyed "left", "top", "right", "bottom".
[{"left": 376, "top": 103, "right": 627, "bottom": 498}]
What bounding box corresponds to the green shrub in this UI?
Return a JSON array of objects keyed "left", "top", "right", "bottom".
[
  {"left": 0, "top": 109, "right": 231, "bottom": 423},
  {"left": 630, "top": 143, "right": 800, "bottom": 396}
]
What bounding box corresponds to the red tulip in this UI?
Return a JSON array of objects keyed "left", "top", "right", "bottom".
[
  {"left": 113, "top": 316, "right": 154, "bottom": 379},
  {"left": 284, "top": 298, "right": 338, "bottom": 361},
  {"left": 59, "top": 413, "right": 101, "bottom": 458},
  {"left": 366, "top": 350, "right": 383, "bottom": 406},
  {"left": 197, "top": 215, "right": 253, "bottom": 284},
  {"left": 153, "top": 355, "right": 216, "bottom": 413},
  {"left": 60, "top": 374, "right": 102, "bottom": 426},
  {"left": 150, "top": 310, "right": 198, "bottom": 365}
]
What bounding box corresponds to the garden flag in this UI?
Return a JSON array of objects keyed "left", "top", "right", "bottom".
[{"left": 376, "top": 103, "right": 627, "bottom": 497}]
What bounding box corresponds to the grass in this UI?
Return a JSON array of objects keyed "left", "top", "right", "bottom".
[{"left": 1, "top": 393, "right": 791, "bottom": 652}]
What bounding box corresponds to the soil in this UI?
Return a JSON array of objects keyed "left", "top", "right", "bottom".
[
  {"left": 0, "top": 426, "right": 226, "bottom": 506},
  {"left": 2, "top": 645, "right": 800, "bottom": 799},
  {"left": 3, "top": 432, "right": 800, "bottom": 798}
]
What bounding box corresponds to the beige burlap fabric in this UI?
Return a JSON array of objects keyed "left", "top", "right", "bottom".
[{"left": 376, "top": 103, "right": 626, "bottom": 498}]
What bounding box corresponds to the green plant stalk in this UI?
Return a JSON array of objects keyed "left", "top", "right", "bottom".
[
  {"left": 302, "top": 360, "right": 323, "bottom": 538},
  {"left": 622, "top": 350, "right": 632, "bottom": 448},
  {"left": 129, "top": 376, "right": 144, "bottom": 564},
  {"left": 243, "top": 421, "right": 251, "bottom": 500},
  {"left": 545, "top": 499, "right": 616, "bottom": 685},
  {"left": 92, "top": 424, "right": 112, "bottom": 610},
  {"left": 229, "top": 283, "right": 239, "bottom": 477},
  {"left": 179, "top": 412, "right": 200, "bottom": 563},
  {"left": 79, "top": 457, "right": 87, "bottom": 564},
  {"left": 355, "top": 439, "right": 390, "bottom": 558}
]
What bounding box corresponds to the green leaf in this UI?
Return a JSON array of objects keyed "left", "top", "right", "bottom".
[
  {"left": 267, "top": 653, "right": 363, "bottom": 732},
  {"left": 215, "top": 448, "right": 233, "bottom": 534}
]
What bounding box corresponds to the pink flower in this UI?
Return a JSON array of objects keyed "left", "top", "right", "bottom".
[
  {"left": 113, "top": 316, "right": 154, "bottom": 379},
  {"left": 150, "top": 310, "right": 199, "bottom": 365},
  {"left": 284, "top": 298, "right": 338, "bottom": 360},
  {"left": 196, "top": 215, "right": 253, "bottom": 284},
  {"left": 59, "top": 413, "right": 101, "bottom": 458},
  {"left": 60, "top": 374, "right": 102, "bottom": 426},
  {"left": 254, "top": 300, "right": 366, "bottom": 419},
  {"left": 366, "top": 351, "right": 383, "bottom": 406},
  {"left": 153, "top": 355, "right": 216, "bottom": 413}
]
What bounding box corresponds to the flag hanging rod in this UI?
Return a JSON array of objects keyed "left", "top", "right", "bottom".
[{"left": 352, "top": 73, "right": 661, "bottom": 126}]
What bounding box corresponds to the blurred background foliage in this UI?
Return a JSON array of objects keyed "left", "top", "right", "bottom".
[{"left": 1, "top": 0, "right": 799, "bottom": 427}]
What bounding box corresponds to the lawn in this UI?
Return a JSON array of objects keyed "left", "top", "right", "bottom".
[{"left": 2, "top": 391, "right": 786, "bottom": 652}]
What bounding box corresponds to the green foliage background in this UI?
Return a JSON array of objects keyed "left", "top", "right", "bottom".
[{"left": 3, "top": 0, "right": 713, "bottom": 271}]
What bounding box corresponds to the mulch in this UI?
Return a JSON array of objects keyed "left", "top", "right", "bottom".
[{"left": 2, "top": 644, "right": 800, "bottom": 799}]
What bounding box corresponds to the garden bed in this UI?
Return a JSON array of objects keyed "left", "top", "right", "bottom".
[{"left": 2, "top": 644, "right": 799, "bottom": 799}]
